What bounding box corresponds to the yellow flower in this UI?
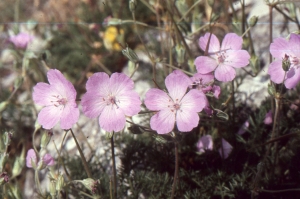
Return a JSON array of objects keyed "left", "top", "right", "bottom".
[{"left": 103, "top": 26, "right": 124, "bottom": 51}]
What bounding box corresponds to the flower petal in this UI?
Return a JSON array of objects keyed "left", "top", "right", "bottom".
[
  {"left": 144, "top": 88, "right": 172, "bottom": 111},
  {"left": 99, "top": 105, "right": 126, "bottom": 132},
  {"left": 85, "top": 72, "right": 110, "bottom": 95},
  {"left": 214, "top": 64, "right": 236, "bottom": 82},
  {"left": 225, "top": 50, "right": 250, "bottom": 68},
  {"left": 195, "top": 56, "right": 218, "bottom": 74},
  {"left": 264, "top": 111, "right": 272, "bottom": 125},
  {"left": 221, "top": 33, "right": 242, "bottom": 51},
  {"left": 270, "top": 37, "right": 290, "bottom": 58},
  {"left": 197, "top": 135, "right": 213, "bottom": 153},
  {"left": 219, "top": 138, "right": 233, "bottom": 159},
  {"left": 289, "top": 34, "right": 300, "bottom": 58},
  {"left": 110, "top": 73, "right": 134, "bottom": 96},
  {"left": 268, "top": 60, "right": 286, "bottom": 84},
  {"left": 32, "top": 82, "right": 56, "bottom": 106},
  {"left": 60, "top": 102, "right": 79, "bottom": 129},
  {"left": 26, "top": 149, "right": 37, "bottom": 168},
  {"left": 180, "top": 89, "right": 206, "bottom": 112},
  {"left": 165, "top": 71, "right": 190, "bottom": 101},
  {"left": 37, "top": 106, "right": 63, "bottom": 129},
  {"left": 117, "top": 90, "right": 141, "bottom": 116},
  {"left": 212, "top": 85, "right": 221, "bottom": 99},
  {"left": 176, "top": 109, "right": 200, "bottom": 132},
  {"left": 81, "top": 91, "right": 107, "bottom": 118},
  {"left": 150, "top": 109, "right": 175, "bottom": 134},
  {"left": 199, "top": 33, "right": 220, "bottom": 53},
  {"left": 285, "top": 67, "right": 300, "bottom": 89},
  {"left": 42, "top": 154, "right": 55, "bottom": 166}
]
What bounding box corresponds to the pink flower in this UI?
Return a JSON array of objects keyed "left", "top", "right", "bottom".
[
  {"left": 237, "top": 120, "right": 249, "bottom": 135},
  {"left": 144, "top": 70, "right": 207, "bottom": 134},
  {"left": 81, "top": 72, "right": 141, "bottom": 132},
  {"left": 264, "top": 110, "right": 273, "bottom": 125},
  {"left": 197, "top": 135, "right": 213, "bottom": 153},
  {"left": 32, "top": 69, "right": 79, "bottom": 130},
  {"left": 194, "top": 33, "right": 250, "bottom": 82},
  {"left": 9, "top": 32, "right": 34, "bottom": 49},
  {"left": 268, "top": 34, "right": 300, "bottom": 89},
  {"left": 218, "top": 138, "right": 233, "bottom": 159},
  {"left": 26, "top": 149, "right": 54, "bottom": 169}
]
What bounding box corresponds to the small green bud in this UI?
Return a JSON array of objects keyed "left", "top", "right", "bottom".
[
  {"left": 49, "top": 181, "right": 57, "bottom": 198},
  {"left": 248, "top": 16, "right": 258, "bottom": 27},
  {"left": 250, "top": 55, "right": 259, "bottom": 75},
  {"left": 40, "top": 131, "right": 53, "bottom": 149},
  {"left": 175, "top": 44, "right": 186, "bottom": 65},
  {"left": 0, "top": 101, "right": 9, "bottom": 113},
  {"left": 268, "top": 83, "right": 276, "bottom": 96},
  {"left": 81, "top": 178, "right": 99, "bottom": 194},
  {"left": 12, "top": 156, "right": 24, "bottom": 177},
  {"left": 56, "top": 174, "right": 65, "bottom": 192},
  {"left": 282, "top": 54, "right": 291, "bottom": 71},
  {"left": 14, "top": 76, "right": 23, "bottom": 89},
  {"left": 34, "top": 119, "right": 42, "bottom": 130},
  {"left": 129, "top": 0, "right": 137, "bottom": 12},
  {"left": 0, "top": 153, "right": 8, "bottom": 171},
  {"left": 187, "top": 59, "right": 195, "bottom": 72},
  {"left": 122, "top": 45, "right": 139, "bottom": 63}
]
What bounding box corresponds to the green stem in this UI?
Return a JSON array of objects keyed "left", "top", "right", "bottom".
[
  {"left": 171, "top": 142, "right": 179, "bottom": 199},
  {"left": 34, "top": 170, "right": 43, "bottom": 195},
  {"left": 69, "top": 129, "right": 92, "bottom": 178},
  {"left": 110, "top": 132, "right": 117, "bottom": 199}
]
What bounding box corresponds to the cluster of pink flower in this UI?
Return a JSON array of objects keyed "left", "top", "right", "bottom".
[{"left": 30, "top": 32, "right": 252, "bottom": 163}]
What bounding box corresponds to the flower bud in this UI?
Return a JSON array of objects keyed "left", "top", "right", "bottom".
[
  {"left": 250, "top": 55, "right": 259, "bottom": 75},
  {"left": 0, "top": 101, "right": 9, "bottom": 113},
  {"left": 122, "top": 46, "right": 139, "bottom": 64},
  {"left": 81, "top": 178, "right": 99, "bottom": 194},
  {"left": 49, "top": 181, "right": 57, "bottom": 198},
  {"left": 4, "top": 131, "right": 13, "bottom": 146},
  {"left": 268, "top": 83, "right": 276, "bottom": 96},
  {"left": 56, "top": 174, "right": 65, "bottom": 192},
  {"left": 34, "top": 119, "right": 42, "bottom": 130},
  {"left": 175, "top": 44, "right": 186, "bottom": 65},
  {"left": 282, "top": 54, "right": 291, "bottom": 71},
  {"left": 12, "top": 156, "right": 24, "bottom": 177},
  {"left": 129, "top": 0, "right": 137, "bottom": 12},
  {"left": 40, "top": 131, "right": 53, "bottom": 149},
  {"left": 248, "top": 16, "right": 258, "bottom": 27},
  {"left": 0, "top": 153, "right": 8, "bottom": 171},
  {"left": 0, "top": 172, "right": 9, "bottom": 186}
]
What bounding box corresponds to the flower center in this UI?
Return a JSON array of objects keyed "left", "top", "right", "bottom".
[
  {"left": 290, "top": 56, "right": 300, "bottom": 66},
  {"left": 217, "top": 52, "right": 227, "bottom": 64},
  {"left": 51, "top": 95, "right": 67, "bottom": 107},
  {"left": 168, "top": 98, "right": 181, "bottom": 113},
  {"left": 103, "top": 95, "right": 119, "bottom": 108}
]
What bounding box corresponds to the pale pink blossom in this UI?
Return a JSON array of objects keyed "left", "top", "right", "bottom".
[
  {"left": 194, "top": 33, "right": 250, "bottom": 82},
  {"left": 9, "top": 32, "right": 34, "bottom": 49},
  {"left": 219, "top": 138, "right": 233, "bottom": 159},
  {"left": 32, "top": 69, "right": 79, "bottom": 130},
  {"left": 268, "top": 34, "right": 300, "bottom": 89},
  {"left": 264, "top": 110, "right": 273, "bottom": 125},
  {"left": 81, "top": 72, "right": 141, "bottom": 132},
  {"left": 237, "top": 120, "right": 249, "bottom": 135},
  {"left": 26, "top": 149, "right": 54, "bottom": 169},
  {"left": 197, "top": 135, "right": 213, "bottom": 153},
  {"left": 144, "top": 70, "right": 207, "bottom": 134}
]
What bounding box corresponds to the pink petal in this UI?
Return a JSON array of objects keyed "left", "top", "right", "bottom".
[
  {"left": 99, "top": 105, "right": 126, "bottom": 132},
  {"left": 32, "top": 83, "right": 56, "bottom": 106},
  {"left": 197, "top": 135, "right": 213, "bottom": 153},
  {"left": 144, "top": 88, "right": 171, "bottom": 111},
  {"left": 214, "top": 64, "right": 236, "bottom": 82},
  {"left": 150, "top": 109, "right": 175, "bottom": 134},
  {"left": 81, "top": 92, "right": 107, "bottom": 118},
  {"left": 42, "top": 154, "right": 55, "bottom": 166},
  {"left": 199, "top": 33, "right": 220, "bottom": 53},
  {"left": 117, "top": 90, "right": 141, "bottom": 116},
  {"left": 109, "top": 73, "right": 134, "bottom": 96},
  {"left": 289, "top": 34, "right": 300, "bottom": 58},
  {"left": 221, "top": 33, "right": 242, "bottom": 51},
  {"left": 37, "top": 106, "right": 63, "bottom": 129},
  {"left": 176, "top": 109, "right": 200, "bottom": 132},
  {"left": 60, "top": 102, "right": 80, "bottom": 129},
  {"left": 268, "top": 60, "right": 286, "bottom": 84},
  {"left": 212, "top": 85, "right": 221, "bottom": 99},
  {"left": 195, "top": 56, "right": 218, "bottom": 74},
  {"left": 47, "top": 69, "right": 69, "bottom": 86},
  {"left": 225, "top": 50, "right": 250, "bottom": 68},
  {"left": 165, "top": 71, "right": 190, "bottom": 101},
  {"left": 264, "top": 111, "right": 272, "bottom": 125},
  {"left": 219, "top": 138, "right": 233, "bottom": 159},
  {"left": 285, "top": 67, "right": 300, "bottom": 89},
  {"left": 85, "top": 72, "right": 110, "bottom": 94},
  {"left": 237, "top": 120, "right": 249, "bottom": 135},
  {"left": 180, "top": 90, "right": 206, "bottom": 113},
  {"left": 26, "top": 149, "right": 37, "bottom": 168},
  {"left": 270, "top": 37, "right": 290, "bottom": 58},
  {"left": 191, "top": 73, "right": 214, "bottom": 85}
]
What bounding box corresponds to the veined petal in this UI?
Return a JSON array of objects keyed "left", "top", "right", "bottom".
[
  {"left": 110, "top": 73, "right": 134, "bottom": 96},
  {"left": 270, "top": 37, "right": 290, "bottom": 58},
  {"left": 47, "top": 69, "right": 69, "bottom": 85},
  {"left": 150, "top": 109, "right": 175, "bottom": 134},
  {"left": 117, "top": 90, "right": 141, "bottom": 116},
  {"left": 99, "top": 105, "right": 126, "bottom": 132},
  {"left": 86, "top": 72, "right": 110, "bottom": 95},
  {"left": 285, "top": 67, "right": 300, "bottom": 89},
  {"left": 60, "top": 102, "right": 79, "bottom": 129},
  {"left": 215, "top": 64, "right": 236, "bottom": 82},
  {"left": 268, "top": 60, "right": 286, "bottom": 84},
  {"left": 221, "top": 33, "right": 242, "bottom": 51},
  {"left": 81, "top": 92, "right": 107, "bottom": 118},
  {"left": 195, "top": 56, "right": 218, "bottom": 74},
  {"left": 165, "top": 71, "right": 190, "bottom": 102},
  {"left": 225, "top": 50, "right": 250, "bottom": 68},
  {"left": 219, "top": 138, "right": 233, "bottom": 159},
  {"left": 144, "top": 88, "right": 171, "bottom": 111},
  {"left": 38, "top": 106, "right": 63, "bottom": 129},
  {"left": 176, "top": 109, "right": 199, "bottom": 132},
  {"left": 26, "top": 149, "right": 37, "bottom": 168},
  {"left": 180, "top": 90, "right": 206, "bottom": 112},
  {"left": 42, "top": 154, "right": 55, "bottom": 166},
  {"left": 199, "top": 33, "right": 220, "bottom": 53},
  {"left": 191, "top": 73, "right": 214, "bottom": 85},
  {"left": 32, "top": 82, "right": 56, "bottom": 106},
  {"left": 289, "top": 34, "right": 300, "bottom": 58}
]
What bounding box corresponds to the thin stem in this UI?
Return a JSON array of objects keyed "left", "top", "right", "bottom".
[
  {"left": 231, "top": 81, "right": 235, "bottom": 120},
  {"left": 69, "top": 129, "right": 92, "bottom": 178},
  {"left": 269, "top": 4, "right": 273, "bottom": 63},
  {"left": 158, "top": 62, "right": 194, "bottom": 76},
  {"left": 34, "top": 170, "right": 43, "bottom": 195},
  {"left": 130, "top": 62, "right": 139, "bottom": 78},
  {"left": 110, "top": 132, "right": 117, "bottom": 199},
  {"left": 171, "top": 142, "right": 179, "bottom": 199},
  {"left": 32, "top": 128, "right": 39, "bottom": 154},
  {"left": 178, "top": 0, "right": 202, "bottom": 23}
]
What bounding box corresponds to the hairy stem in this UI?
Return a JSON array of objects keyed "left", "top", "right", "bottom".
[
  {"left": 171, "top": 142, "right": 179, "bottom": 199},
  {"left": 111, "top": 133, "right": 117, "bottom": 199}
]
